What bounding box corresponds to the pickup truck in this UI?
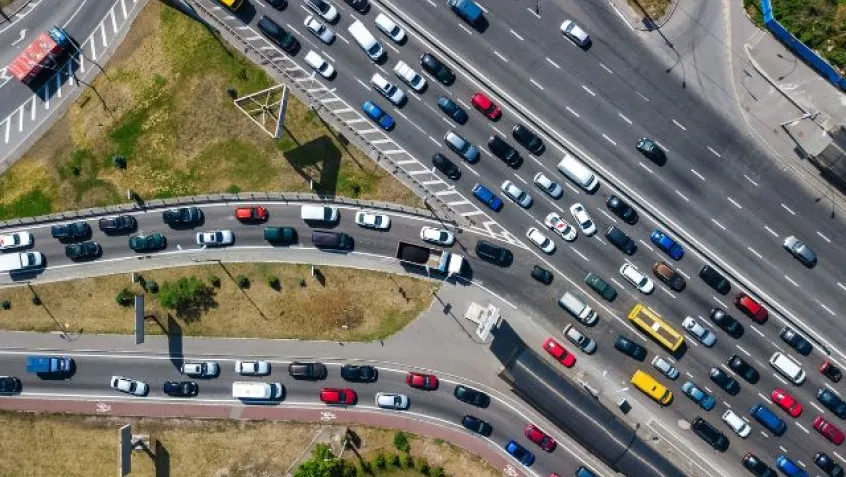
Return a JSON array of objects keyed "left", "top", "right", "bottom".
[
  {"left": 447, "top": 0, "right": 483, "bottom": 26},
  {"left": 26, "top": 355, "right": 73, "bottom": 376},
  {"left": 396, "top": 241, "right": 464, "bottom": 275}
]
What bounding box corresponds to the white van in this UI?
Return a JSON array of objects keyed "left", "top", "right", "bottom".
[
  {"left": 348, "top": 20, "right": 384, "bottom": 61},
  {"left": 558, "top": 291, "right": 598, "bottom": 325},
  {"left": 232, "top": 381, "right": 284, "bottom": 401},
  {"left": 301, "top": 205, "right": 339, "bottom": 223},
  {"left": 769, "top": 352, "right": 806, "bottom": 384},
  {"left": 557, "top": 153, "right": 599, "bottom": 192},
  {"left": 0, "top": 251, "right": 44, "bottom": 273}
]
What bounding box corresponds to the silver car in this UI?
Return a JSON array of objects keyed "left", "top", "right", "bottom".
[
  {"left": 181, "top": 362, "right": 219, "bottom": 378},
  {"left": 682, "top": 316, "right": 716, "bottom": 347},
  {"left": 110, "top": 376, "right": 148, "bottom": 396},
  {"left": 783, "top": 236, "right": 816, "bottom": 267},
  {"left": 375, "top": 392, "right": 409, "bottom": 409},
  {"left": 444, "top": 131, "right": 480, "bottom": 163},
  {"left": 651, "top": 356, "right": 679, "bottom": 380},
  {"left": 501, "top": 180, "right": 533, "bottom": 208},
  {"left": 303, "top": 15, "right": 335, "bottom": 44},
  {"left": 563, "top": 324, "right": 596, "bottom": 354},
  {"left": 235, "top": 360, "right": 271, "bottom": 376},
  {"left": 533, "top": 172, "right": 563, "bottom": 199}
]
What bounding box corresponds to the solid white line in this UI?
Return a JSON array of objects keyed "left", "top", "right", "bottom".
[
  {"left": 711, "top": 218, "right": 726, "bottom": 230},
  {"left": 617, "top": 113, "right": 632, "bottom": 125},
  {"left": 493, "top": 51, "right": 508, "bottom": 62},
  {"left": 639, "top": 162, "right": 654, "bottom": 175},
  {"left": 675, "top": 190, "right": 689, "bottom": 202},
  {"left": 17, "top": 104, "right": 24, "bottom": 132},
  {"left": 636, "top": 91, "right": 650, "bottom": 101},
  {"left": 727, "top": 197, "right": 743, "bottom": 209},
  {"left": 121, "top": 0, "right": 128, "bottom": 18},
  {"left": 747, "top": 247, "right": 762, "bottom": 259},
  {"left": 602, "top": 134, "right": 616, "bottom": 146},
  {"left": 772, "top": 373, "right": 788, "bottom": 385},
  {"left": 509, "top": 29, "right": 524, "bottom": 41},
  {"left": 599, "top": 63, "right": 613, "bottom": 74},
  {"left": 764, "top": 225, "right": 779, "bottom": 237},
  {"left": 672, "top": 119, "right": 686, "bottom": 131},
  {"left": 545, "top": 57, "right": 560, "bottom": 69},
  {"left": 513, "top": 174, "right": 527, "bottom": 184},
  {"left": 834, "top": 452, "right": 846, "bottom": 464},
  {"left": 743, "top": 175, "right": 759, "bottom": 186},
  {"left": 581, "top": 85, "right": 595, "bottom": 96},
  {"left": 780, "top": 203, "right": 796, "bottom": 215},
  {"left": 460, "top": 163, "right": 479, "bottom": 176},
  {"left": 817, "top": 231, "right": 832, "bottom": 243},
  {"left": 598, "top": 209, "right": 616, "bottom": 222},
  {"left": 690, "top": 169, "right": 705, "bottom": 181},
  {"left": 529, "top": 78, "right": 544, "bottom": 90},
  {"left": 565, "top": 107, "right": 579, "bottom": 117}
]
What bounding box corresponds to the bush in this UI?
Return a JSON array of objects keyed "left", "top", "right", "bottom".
[
  {"left": 226, "top": 87, "right": 237, "bottom": 98},
  {"left": 393, "top": 431, "right": 410, "bottom": 453},
  {"left": 112, "top": 155, "right": 127, "bottom": 169},
  {"left": 226, "top": 184, "right": 242, "bottom": 194},
  {"left": 373, "top": 453, "right": 386, "bottom": 470},
  {"left": 147, "top": 281, "right": 159, "bottom": 293},
  {"left": 389, "top": 453, "right": 400, "bottom": 467},
  {"left": 0, "top": 300, "right": 10, "bottom": 310},
  {"left": 236, "top": 275, "right": 250, "bottom": 289},
  {"left": 209, "top": 276, "right": 221, "bottom": 288},
  {"left": 31, "top": 296, "right": 41, "bottom": 305},
  {"left": 431, "top": 466, "right": 445, "bottom": 477},
  {"left": 416, "top": 458, "right": 429, "bottom": 475},
  {"left": 266, "top": 275, "right": 280, "bottom": 290},
  {"left": 116, "top": 288, "right": 134, "bottom": 307},
  {"left": 299, "top": 278, "right": 307, "bottom": 287},
  {"left": 158, "top": 277, "right": 206, "bottom": 310},
  {"left": 400, "top": 453, "right": 413, "bottom": 468}
]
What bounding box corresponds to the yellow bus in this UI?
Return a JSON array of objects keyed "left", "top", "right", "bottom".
[
  {"left": 627, "top": 304, "right": 684, "bottom": 352},
  {"left": 631, "top": 370, "right": 673, "bottom": 405},
  {"left": 217, "top": 0, "right": 245, "bottom": 11}
]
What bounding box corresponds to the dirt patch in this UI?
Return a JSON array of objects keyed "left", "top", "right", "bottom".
[{"left": 626, "top": 0, "right": 671, "bottom": 20}]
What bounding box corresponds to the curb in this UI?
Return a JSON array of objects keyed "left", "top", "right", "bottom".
[
  {"left": 743, "top": 44, "right": 810, "bottom": 115},
  {"left": 0, "top": 0, "right": 34, "bottom": 25}
]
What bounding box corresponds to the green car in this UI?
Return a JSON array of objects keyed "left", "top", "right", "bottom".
[
  {"left": 129, "top": 233, "right": 167, "bottom": 252},
  {"left": 585, "top": 273, "right": 617, "bottom": 301}
]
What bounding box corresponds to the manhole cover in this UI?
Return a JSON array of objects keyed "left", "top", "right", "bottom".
[{"left": 678, "top": 419, "right": 691, "bottom": 430}]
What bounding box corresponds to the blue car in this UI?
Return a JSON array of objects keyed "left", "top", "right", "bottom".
[
  {"left": 472, "top": 184, "right": 503, "bottom": 211},
  {"left": 362, "top": 101, "right": 395, "bottom": 130},
  {"left": 504, "top": 440, "right": 535, "bottom": 466},
  {"left": 651, "top": 229, "right": 684, "bottom": 260},
  {"left": 682, "top": 381, "right": 716, "bottom": 410},
  {"left": 776, "top": 455, "right": 808, "bottom": 477}
]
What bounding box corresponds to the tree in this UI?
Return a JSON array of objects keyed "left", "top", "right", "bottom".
[
  {"left": 294, "top": 444, "right": 351, "bottom": 477},
  {"left": 156, "top": 276, "right": 215, "bottom": 321}
]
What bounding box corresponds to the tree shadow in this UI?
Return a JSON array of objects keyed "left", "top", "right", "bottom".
[
  {"left": 283, "top": 134, "right": 342, "bottom": 197},
  {"left": 173, "top": 285, "right": 218, "bottom": 323}
]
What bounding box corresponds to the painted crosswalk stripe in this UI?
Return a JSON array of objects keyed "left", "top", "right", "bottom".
[{"left": 394, "top": 159, "right": 417, "bottom": 165}]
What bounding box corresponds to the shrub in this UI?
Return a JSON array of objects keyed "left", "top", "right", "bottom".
[
  {"left": 226, "top": 87, "right": 237, "bottom": 98},
  {"left": 373, "top": 453, "right": 386, "bottom": 470},
  {"left": 147, "top": 281, "right": 159, "bottom": 294},
  {"left": 416, "top": 458, "right": 429, "bottom": 475},
  {"left": 31, "top": 296, "right": 41, "bottom": 305},
  {"left": 209, "top": 276, "right": 221, "bottom": 288},
  {"left": 400, "top": 453, "right": 413, "bottom": 468},
  {"left": 393, "top": 431, "right": 409, "bottom": 452},
  {"left": 116, "top": 288, "right": 134, "bottom": 307},
  {"left": 112, "top": 155, "right": 127, "bottom": 169},
  {"left": 266, "top": 275, "right": 280, "bottom": 290},
  {"left": 389, "top": 453, "right": 400, "bottom": 467},
  {"left": 157, "top": 277, "right": 206, "bottom": 310},
  {"left": 226, "top": 184, "right": 241, "bottom": 194},
  {"left": 0, "top": 300, "right": 10, "bottom": 310},
  {"left": 236, "top": 275, "right": 250, "bottom": 289},
  {"left": 431, "top": 466, "right": 446, "bottom": 477},
  {"left": 299, "top": 278, "right": 307, "bottom": 287}
]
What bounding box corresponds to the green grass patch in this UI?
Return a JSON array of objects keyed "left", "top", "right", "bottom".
[{"left": 0, "top": 189, "right": 53, "bottom": 219}]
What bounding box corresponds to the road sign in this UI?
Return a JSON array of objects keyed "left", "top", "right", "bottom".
[
  {"left": 234, "top": 84, "right": 289, "bottom": 139},
  {"left": 134, "top": 295, "right": 144, "bottom": 345},
  {"left": 119, "top": 424, "right": 131, "bottom": 476},
  {"left": 474, "top": 304, "right": 500, "bottom": 341}
]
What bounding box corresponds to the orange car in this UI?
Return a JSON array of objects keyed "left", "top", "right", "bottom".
[{"left": 235, "top": 206, "right": 268, "bottom": 222}]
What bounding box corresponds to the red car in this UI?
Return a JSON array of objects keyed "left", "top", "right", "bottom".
[
  {"left": 524, "top": 424, "right": 556, "bottom": 451},
  {"left": 406, "top": 372, "right": 439, "bottom": 390},
  {"left": 542, "top": 337, "right": 576, "bottom": 368},
  {"left": 235, "top": 206, "right": 268, "bottom": 222},
  {"left": 814, "top": 416, "right": 845, "bottom": 445},
  {"left": 320, "top": 388, "right": 357, "bottom": 405},
  {"left": 471, "top": 92, "right": 502, "bottom": 120},
  {"left": 771, "top": 388, "right": 802, "bottom": 417},
  {"left": 734, "top": 293, "right": 768, "bottom": 323}
]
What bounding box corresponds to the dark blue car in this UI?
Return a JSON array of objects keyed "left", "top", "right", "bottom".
[
  {"left": 651, "top": 229, "right": 684, "bottom": 260},
  {"left": 472, "top": 184, "right": 503, "bottom": 211},
  {"left": 504, "top": 440, "right": 535, "bottom": 466},
  {"left": 362, "top": 101, "right": 395, "bottom": 130}
]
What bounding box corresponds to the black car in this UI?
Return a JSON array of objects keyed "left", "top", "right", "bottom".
[
  {"left": 65, "top": 241, "right": 101, "bottom": 260},
  {"left": 815, "top": 452, "right": 845, "bottom": 477},
  {"left": 708, "top": 308, "right": 744, "bottom": 339},
  {"left": 257, "top": 16, "right": 299, "bottom": 53},
  {"left": 821, "top": 360, "right": 843, "bottom": 383},
  {"left": 727, "top": 355, "right": 759, "bottom": 384},
  {"left": 98, "top": 215, "right": 137, "bottom": 234},
  {"left": 437, "top": 96, "right": 468, "bottom": 124},
  {"left": 432, "top": 153, "right": 460, "bottom": 180},
  {"left": 691, "top": 417, "right": 728, "bottom": 451},
  {"left": 817, "top": 388, "right": 846, "bottom": 419},
  {"left": 698, "top": 265, "right": 730, "bottom": 294},
  {"left": 266, "top": 0, "right": 287, "bottom": 9},
  {"left": 487, "top": 135, "right": 521, "bottom": 167},
  {"left": 709, "top": 367, "right": 740, "bottom": 395},
  {"left": 343, "top": 0, "right": 368, "bottom": 12},
  {"left": 289, "top": 361, "right": 327, "bottom": 380},
  {"left": 743, "top": 453, "right": 777, "bottom": 477},
  {"left": 51, "top": 222, "right": 90, "bottom": 241},
  {"left": 636, "top": 138, "right": 666, "bottom": 164},
  {"left": 779, "top": 327, "right": 813, "bottom": 356},
  {"left": 605, "top": 226, "right": 636, "bottom": 255},
  {"left": 462, "top": 414, "right": 492, "bottom": 436},
  {"left": 420, "top": 53, "right": 454, "bottom": 85},
  {"left": 511, "top": 124, "right": 544, "bottom": 154},
  {"left": 606, "top": 195, "right": 638, "bottom": 225},
  {"left": 163, "top": 381, "right": 198, "bottom": 397},
  {"left": 475, "top": 240, "right": 512, "bottom": 266},
  {"left": 613, "top": 335, "right": 646, "bottom": 361},
  {"left": 453, "top": 385, "right": 490, "bottom": 407},
  {"left": 0, "top": 376, "right": 22, "bottom": 394},
  {"left": 162, "top": 207, "right": 203, "bottom": 226},
  {"left": 530, "top": 265, "right": 553, "bottom": 285},
  {"left": 340, "top": 364, "right": 377, "bottom": 382}
]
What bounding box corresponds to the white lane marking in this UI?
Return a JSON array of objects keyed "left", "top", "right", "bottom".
[
  {"left": 675, "top": 190, "right": 689, "bottom": 202},
  {"left": 834, "top": 452, "right": 846, "bottom": 464},
  {"left": 509, "top": 29, "right": 524, "bottom": 41},
  {"left": 639, "top": 162, "right": 655, "bottom": 175},
  {"left": 428, "top": 136, "right": 440, "bottom": 146},
  {"left": 570, "top": 246, "right": 589, "bottom": 262},
  {"left": 461, "top": 163, "right": 479, "bottom": 176},
  {"left": 819, "top": 302, "right": 836, "bottom": 316},
  {"left": 565, "top": 106, "right": 579, "bottom": 117},
  {"left": 784, "top": 275, "right": 798, "bottom": 287},
  {"left": 2, "top": 118, "right": 9, "bottom": 144},
  {"left": 617, "top": 113, "right": 632, "bottom": 125},
  {"left": 747, "top": 247, "right": 762, "bottom": 259},
  {"left": 817, "top": 231, "right": 832, "bottom": 243},
  {"left": 474, "top": 2, "right": 488, "bottom": 12},
  {"left": 772, "top": 373, "right": 788, "bottom": 385},
  {"left": 598, "top": 209, "right": 616, "bottom": 223},
  {"left": 513, "top": 173, "right": 527, "bottom": 184},
  {"left": 355, "top": 78, "right": 369, "bottom": 90},
  {"left": 637, "top": 240, "right": 654, "bottom": 252},
  {"left": 711, "top": 218, "right": 726, "bottom": 230},
  {"left": 727, "top": 197, "right": 743, "bottom": 209},
  {"left": 529, "top": 78, "right": 544, "bottom": 90},
  {"left": 781, "top": 203, "right": 796, "bottom": 215},
  {"left": 458, "top": 24, "right": 473, "bottom": 35},
  {"left": 750, "top": 326, "right": 765, "bottom": 338},
  {"left": 493, "top": 51, "right": 508, "bottom": 62},
  {"left": 599, "top": 63, "right": 613, "bottom": 74},
  {"left": 735, "top": 344, "right": 751, "bottom": 356},
  {"left": 636, "top": 91, "right": 650, "bottom": 101},
  {"left": 545, "top": 57, "right": 560, "bottom": 69},
  {"left": 426, "top": 0, "right": 436, "bottom": 6},
  {"left": 581, "top": 85, "right": 596, "bottom": 96},
  {"left": 744, "top": 175, "right": 759, "bottom": 186},
  {"left": 764, "top": 225, "right": 779, "bottom": 237},
  {"left": 110, "top": 6, "right": 118, "bottom": 33},
  {"left": 706, "top": 146, "right": 720, "bottom": 157},
  {"left": 527, "top": 7, "right": 540, "bottom": 18},
  {"left": 839, "top": 282, "right": 846, "bottom": 292},
  {"left": 795, "top": 422, "right": 810, "bottom": 434},
  {"left": 690, "top": 169, "right": 705, "bottom": 181},
  {"left": 602, "top": 134, "right": 616, "bottom": 146},
  {"left": 672, "top": 119, "right": 686, "bottom": 131},
  {"left": 811, "top": 401, "right": 826, "bottom": 414}
]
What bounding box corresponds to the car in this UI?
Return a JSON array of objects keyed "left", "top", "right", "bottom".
[
  {"left": 620, "top": 263, "right": 654, "bottom": 294},
  {"left": 682, "top": 381, "right": 716, "bottom": 410},
  {"left": 817, "top": 388, "right": 846, "bottom": 419},
  {"left": 563, "top": 324, "right": 596, "bottom": 354},
  {"left": 371, "top": 73, "right": 406, "bottom": 106},
  {"left": 462, "top": 415, "right": 492, "bottom": 435},
  {"left": 526, "top": 227, "right": 554, "bottom": 253},
  {"left": 605, "top": 226, "right": 636, "bottom": 255},
  {"left": 709, "top": 367, "right": 740, "bottom": 395},
  {"left": 65, "top": 241, "right": 101, "bottom": 260},
  {"left": 362, "top": 101, "right": 394, "bottom": 130},
  {"left": 652, "top": 261, "right": 686, "bottom": 292},
  {"left": 779, "top": 327, "right": 812, "bottom": 356},
  {"left": 543, "top": 212, "right": 577, "bottom": 241},
  {"left": 560, "top": 19, "right": 590, "bottom": 48},
  {"left": 110, "top": 376, "right": 148, "bottom": 396},
  {"left": 256, "top": 16, "right": 299, "bottom": 53},
  {"left": 504, "top": 440, "right": 535, "bottom": 466},
  {"left": 475, "top": 240, "right": 512, "bottom": 266},
  {"left": 681, "top": 316, "right": 715, "bottom": 346},
  {"left": 569, "top": 203, "right": 596, "bottom": 236},
  {"left": 815, "top": 416, "right": 845, "bottom": 444},
  {"left": 691, "top": 417, "right": 729, "bottom": 451},
  {"left": 772, "top": 388, "right": 803, "bottom": 417},
  {"left": 163, "top": 381, "right": 198, "bottom": 397},
  {"left": 734, "top": 293, "right": 768, "bottom": 323},
  {"left": 776, "top": 455, "right": 809, "bottom": 477},
  {"left": 235, "top": 360, "right": 271, "bottom": 376},
  {"left": 437, "top": 96, "right": 468, "bottom": 124},
  {"left": 542, "top": 337, "right": 576, "bottom": 367},
  {"left": 636, "top": 138, "right": 666, "bottom": 164},
  {"left": 815, "top": 453, "right": 845, "bottom": 477},
  {"left": 406, "top": 372, "right": 438, "bottom": 390},
  {"left": 305, "top": 0, "right": 338, "bottom": 22},
  {"left": 264, "top": 227, "right": 297, "bottom": 245},
  {"left": 265, "top": 0, "right": 287, "bottom": 8},
  {"left": 606, "top": 195, "right": 638, "bottom": 224},
  {"left": 472, "top": 184, "right": 503, "bottom": 212},
  {"left": 289, "top": 361, "right": 327, "bottom": 380},
  {"left": 343, "top": 0, "right": 368, "bottom": 12},
  {"left": 728, "top": 355, "right": 759, "bottom": 384},
  {"left": 375, "top": 392, "right": 409, "bottom": 410},
  {"left": 235, "top": 206, "right": 268, "bottom": 222},
  {"left": 708, "top": 307, "right": 744, "bottom": 338},
  {"left": 303, "top": 15, "right": 335, "bottom": 43},
  {"left": 488, "top": 135, "right": 521, "bottom": 167},
  {"left": 652, "top": 356, "right": 679, "bottom": 380},
  {"left": 340, "top": 365, "right": 377, "bottom": 382},
  {"left": 129, "top": 233, "right": 166, "bottom": 252},
  {"left": 431, "top": 153, "right": 460, "bottom": 180},
  {"left": 98, "top": 216, "right": 136, "bottom": 234},
  {"left": 0, "top": 376, "right": 22, "bottom": 394},
  {"left": 181, "top": 362, "right": 219, "bottom": 378},
  {"left": 162, "top": 207, "right": 203, "bottom": 226},
  {"left": 196, "top": 230, "right": 234, "bottom": 247},
  {"left": 699, "top": 265, "right": 731, "bottom": 294},
  {"left": 511, "top": 124, "right": 544, "bottom": 154},
  {"left": 743, "top": 453, "right": 777, "bottom": 477},
  {"left": 393, "top": 61, "right": 426, "bottom": 92},
  {"left": 0, "top": 231, "right": 33, "bottom": 250},
  {"left": 783, "top": 236, "right": 817, "bottom": 267},
  {"left": 454, "top": 385, "right": 490, "bottom": 407},
  {"left": 445, "top": 131, "right": 480, "bottom": 163},
  {"left": 420, "top": 227, "right": 454, "bottom": 246},
  {"left": 320, "top": 388, "right": 357, "bottom": 405},
  {"left": 722, "top": 409, "right": 751, "bottom": 438},
  {"left": 51, "top": 222, "right": 90, "bottom": 241},
  {"left": 501, "top": 180, "right": 532, "bottom": 207},
  {"left": 533, "top": 173, "right": 562, "bottom": 198},
  {"left": 355, "top": 211, "right": 391, "bottom": 230},
  {"left": 304, "top": 50, "right": 335, "bottom": 78},
  {"left": 420, "top": 53, "right": 454, "bottom": 85},
  {"left": 471, "top": 92, "right": 501, "bottom": 120},
  {"left": 584, "top": 272, "right": 617, "bottom": 301},
  {"left": 650, "top": 229, "right": 683, "bottom": 260},
  {"left": 531, "top": 265, "right": 554, "bottom": 285},
  {"left": 524, "top": 424, "right": 556, "bottom": 451},
  {"left": 614, "top": 335, "right": 647, "bottom": 361},
  {"left": 374, "top": 13, "right": 405, "bottom": 42},
  {"left": 821, "top": 360, "right": 843, "bottom": 383}
]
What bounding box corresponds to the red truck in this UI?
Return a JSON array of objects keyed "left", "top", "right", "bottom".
[{"left": 8, "top": 27, "right": 72, "bottom": 85}]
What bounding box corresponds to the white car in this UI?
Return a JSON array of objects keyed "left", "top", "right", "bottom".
[
  {"left": 305, "top": 0, "right": 338, "bottom": 23},
  {"left": 543, "top": 212, "right": 577, "bottom": 241},
  {"left": 501, "top": 180, "right": 533, "bottom": 208},
  {"left": 420, "top": 226, "right": 454, "bottom": 246},
  {"left": 569, "top": 203, "right": 596, "bottom": 236},
  {"left": 355, "top": 211, "right": 391, "bottom": 230},
  {"left": 235, "top": 360, "right": 271, "bottom": 376},
  {"left": 563, "top": 324, "right": 596, "bottom": 354},
  {"left": 181, "top": 361, "right": 219, "bottom": 378},
  {"left": 721, "top": 410, "right": 751, "bottom": 438},
  {"left": 303, "top": 15, "right": 335, "bottom": 44},
  {"left": 110, "top": 376, "right": 148, "bottom": 396},
  {"left": 375, "top": 392, "right": 409, "bottom": 409},
  {"left": 651, "top": 356, "right": 679, "bottom": 380},
  {"left": 526, "top": 227, "right": 555, "bottom": 253},
  {"left": 370, "top": 73, "right": 406, "bottom": 106},
  {"left": 393, "top": 61, "right": 426, "bottom": 92},
  {"left": 619, "top": 263, "right": 654, "bottom": 294},
  {"left": 682, "top": 316, "right": 716, "bottom": 347},
  {"left": 304, "top": 50, "right": 335, "bottom": 79},
  {"left": 196, "top": 230, "right": 234, "bottom": 246},
  {"left": 560, "top": 19, "right": 590, "bottom": 47},
  {"left": 374, "top": 13, "right": 405, "bottom": 43},
  {"left": 533, "top": 172, "right": 563, "bottom": 199},
  {"left": 0, "top": 231, "right": 33, "bottom": 250}
]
